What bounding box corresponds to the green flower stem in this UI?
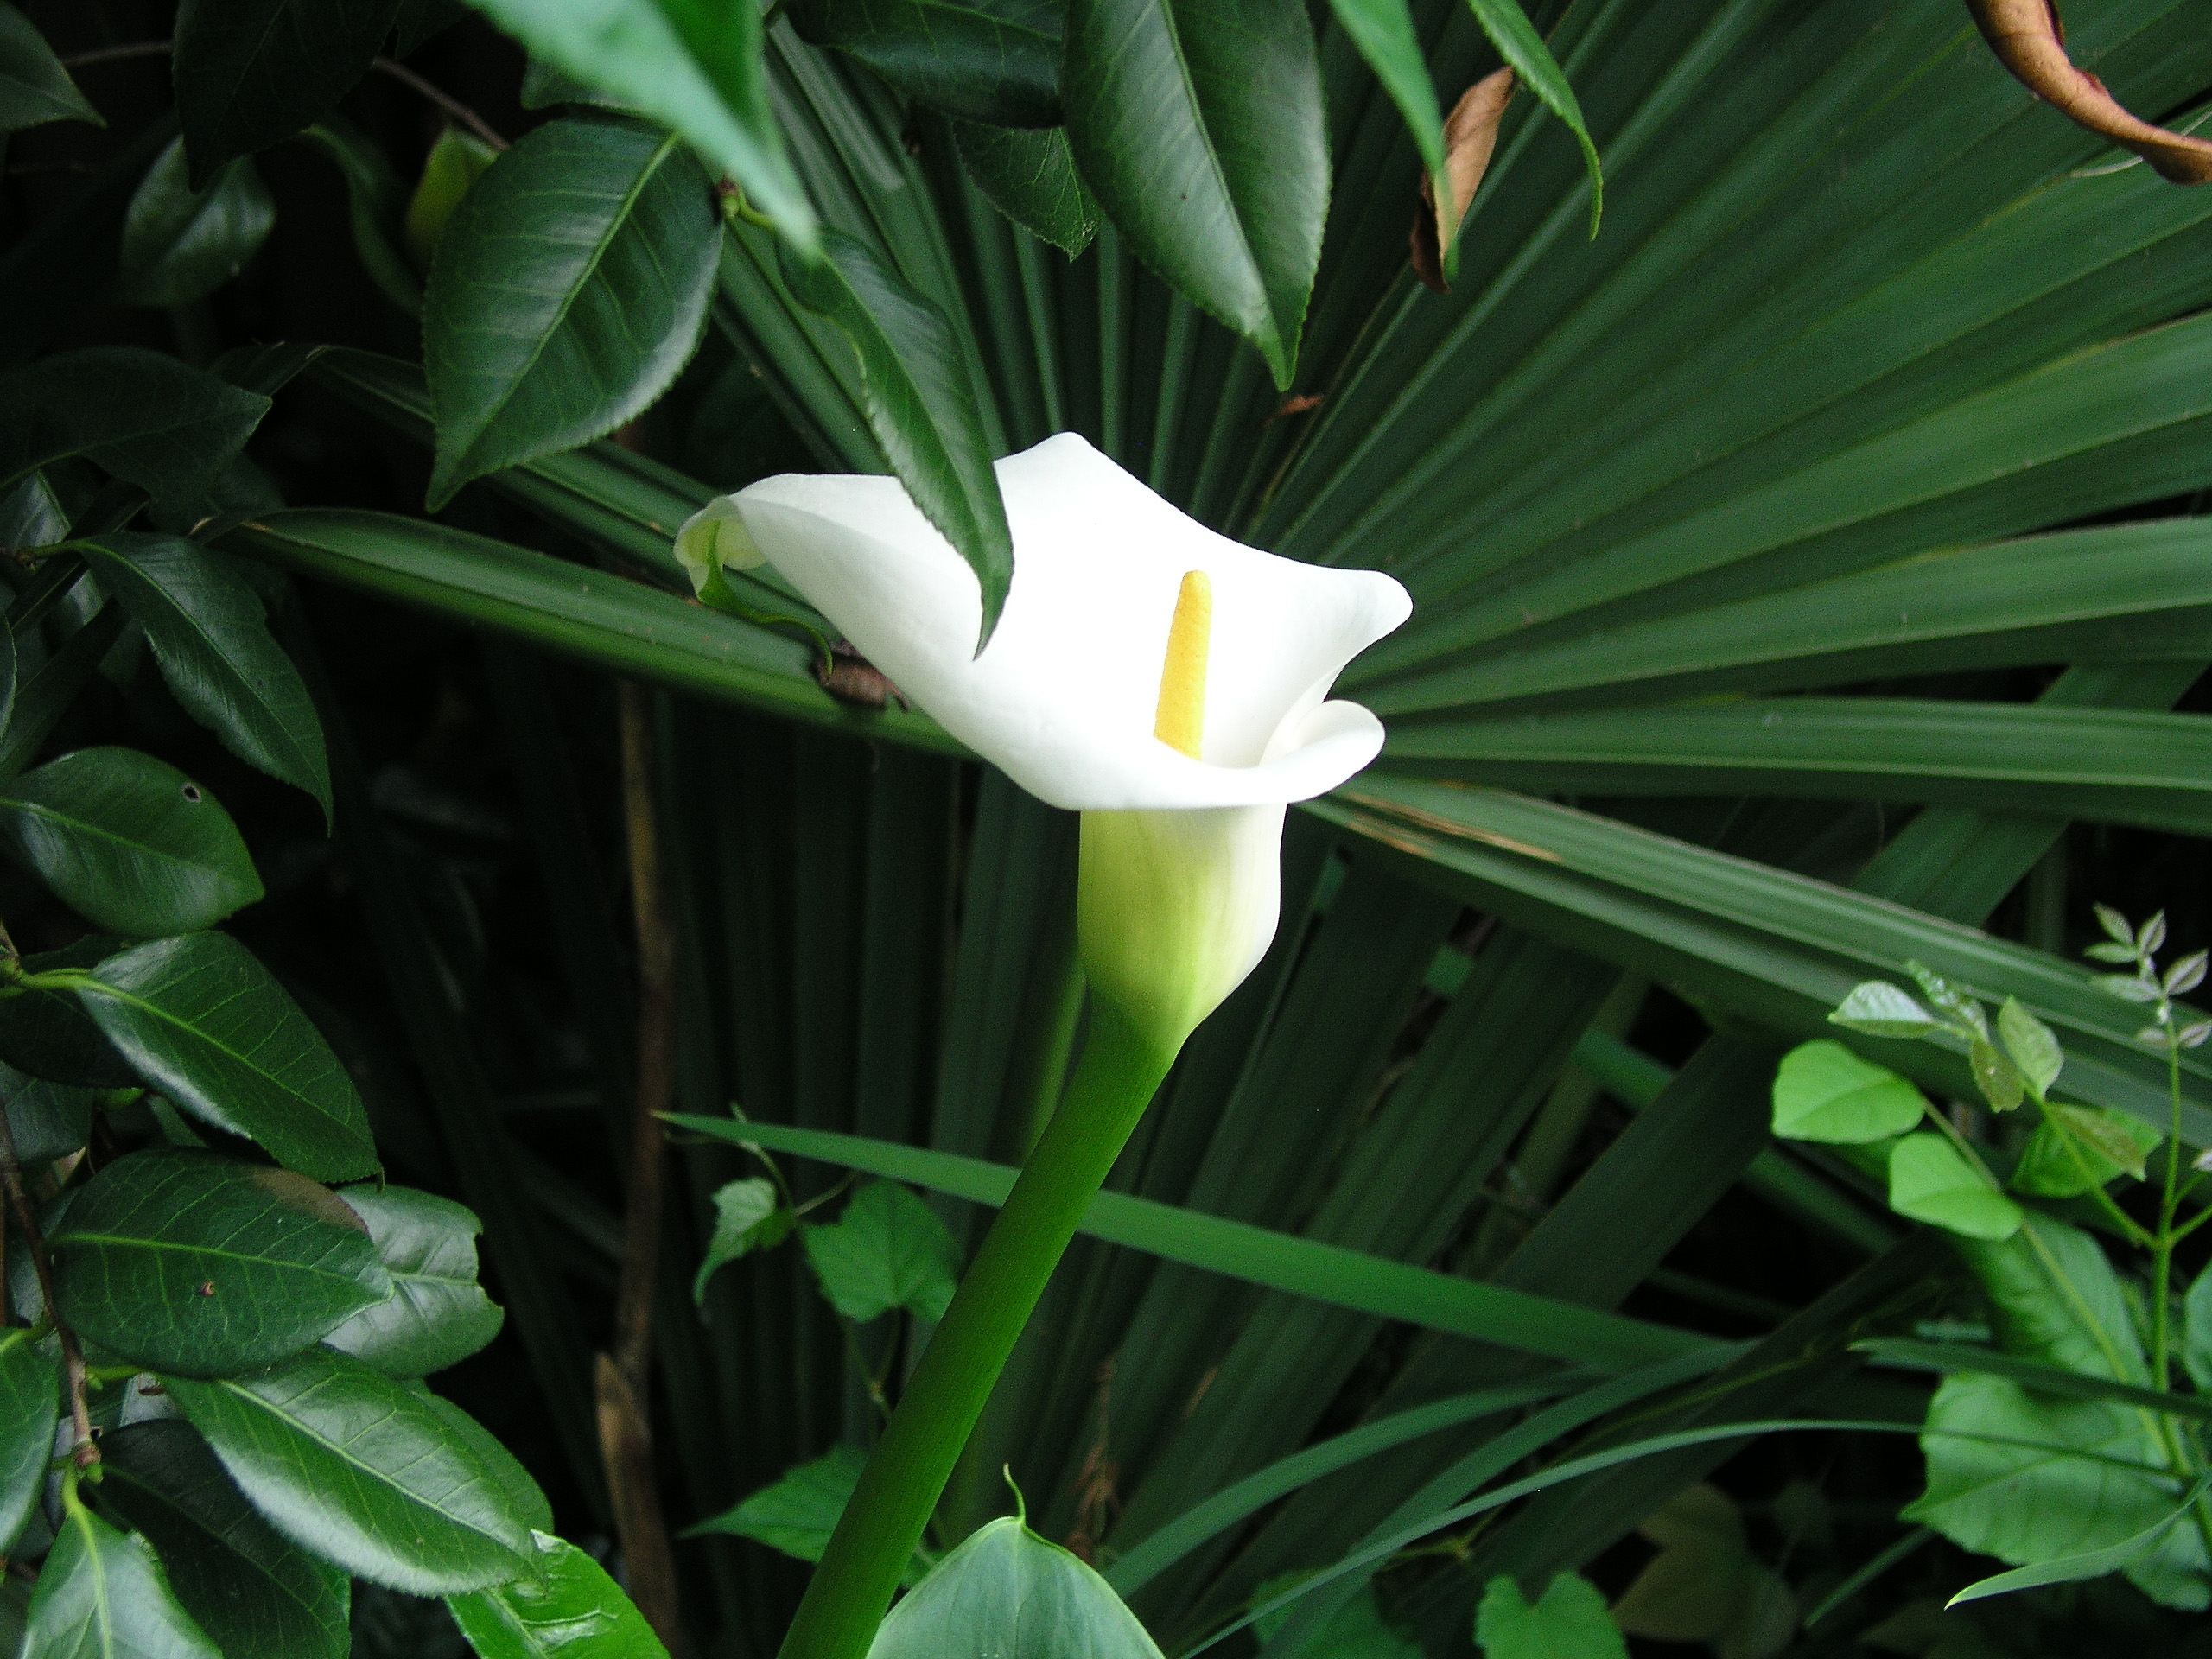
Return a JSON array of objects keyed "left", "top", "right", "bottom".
[{"left": 776, "top": 997, "right": 1176, "bottom": 1659}]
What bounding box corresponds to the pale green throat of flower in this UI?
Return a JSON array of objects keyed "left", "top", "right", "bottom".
[{"left": 1153, "top": 569, "right": 1212, "bottom": 760}]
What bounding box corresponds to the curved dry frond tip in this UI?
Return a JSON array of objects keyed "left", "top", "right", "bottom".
[{"left": 1967, "top": 0, "right": 2212, "bottom": 182}]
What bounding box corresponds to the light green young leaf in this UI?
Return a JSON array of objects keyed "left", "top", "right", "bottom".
[
  {"left": 2095, "top": 904, "right": 2136, "bottom": 949},
  {"left": 692, "top": 1176, "right": 794, "bottom": 1305},
  {"left": 2009, "top": 1103, "right": 2160, "bottom": 1198},
  {"left": 1770, "top": 1040, "right": 1926, "bottom": 1145},
  {"left": 448, "top": 1529, "right": 669, "bottom": 1659},
  {"left": 1968, "top": 1038, "right": 2024, "bottom": 1113},
  {"left": 1956, "top": 1215, "right": 2146, "bottom": 1385},
  {"left": 1905, "top": 961, "right": 1984, "bottom": 1035},
  {"left": 1473, "top": 1572, "right": 1625, "bottom": 1659},
  {"left": 1996, "top": 998, "right": 2063, "bottom": 1101},
  {"left": 118, "top": 136, "right": 277, "bottom": 308},
  {"left": 403, "top": 125, "right": 499, "bottom": 272},
  {"left": 1887, "top": 1134, "right": 2022, "bottom": 1241},
  {"left": 1827, "top": 980, "right": 1943, "bottom": 1039},
  {"left": 683, "top": 1444, "right": 933, "bottom": 1586},
  {"left": 801, "top": 1179, "right": 961, "bottom": 1324},
  {"left": 868, "top": 1516, "right": 1163, "bottom": 1659}
]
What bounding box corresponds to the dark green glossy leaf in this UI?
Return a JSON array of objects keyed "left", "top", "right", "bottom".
[
  {"left": 118, "top": 136, "right": 276, "bottom": 308},
  {"left": 447, "top": 1529, "right": 668, "bottom": 1659},
  {"left": 0, "top": 3, "right": 99, "bottom": 133},
  {"left": 26, "top": 1493, "right": 220, "bottom": 1659},
  {"left": 1, "top": 1058, "right": 95, "bottom": 1163},
  {"left": 691, "top": 1175, "right": 792, "bottom": 1306},
  {"left": 162, "top": 1345, "right": 537, "bottom": 1593},
  {"left": 777, "top": 228, "right": 1014, "bottom": 644},
  {"left": 1319, "top": 0, "right": 1447, "bottom": 257},
  {"left": 420, "top": 1390, "right": 554, "bottom": 1535},
  {"left": 326, "top": 1184, "right": 505, "bottom": 1377},
  {"left": 0, "top": 1328, "right": 55, "bottom": 1552},
  {"left": 79, "top": 534, "right": 328, "bottom": 817},
  {"left": 791, "top": 0, "right": 1061, "bottom": 126},
  {"left": 1062, "top": 0, "right": 1325, "bottom": 388},
  {"left": 294, "top": 118, "right": 424, "bottom": 315},
  {"left": 48, "top": 1148, "right": 391, "bottom": 1376},
  {"left": 951, "top": 120, "right": 1099, "bottom": 257},
  {"left": 460, "top": 0, "right": 814, "bottom": 248},
  {"left": 101, "top": 1419, "right": 351, "bottom": 1659},
  {"left": 800, "top": 1179, "right": 960, "bottom": 1323},
  {"left": 0, "top": 348, "right": 268, "bottom": 510},
  {"left": 0, "top": 747, "right": 262, "bottom": 937},
  {"left": 423, "top": 119, "right": 719, "bottom": 510},
  {"left": 0, "top": 935, "right": 134, "bottom": 1087},
  {"left": 870, "top": 1516, "right": 1162, "bottom": 1658},
  {"left": 172, "top": 0, "right": 398, "bottom": 183},
  {"left": 75, "top": 931, "right": 379, "bottom": 1183}
]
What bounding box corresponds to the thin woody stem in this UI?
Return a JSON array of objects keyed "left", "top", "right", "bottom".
[
  {"left": 370, "top": 57, "right": 509, "bottom": 150},
  {"left": 0, "top": 1110, "right": 93, "bottom": 1470}
]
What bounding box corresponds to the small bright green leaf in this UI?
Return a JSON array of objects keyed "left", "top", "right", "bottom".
[
  {"left": 0, "top": 1330, "right": 56, "bottom": 1552},
  {"left": 0, "top": 348, "right": 268, "bottom": 510},
  {"left": 423, "top": 119, "right": 719, "bottom": 510},
  {"left": 1828, "top": 981, "right": 1942, "bottom": 1039},
  {"left": 448, "top": 1529, "right": 669, "bottom": 1659},
  {"left": 801, "top": 1179, "right": 960, "bottom": 1324},
  {"left": 0, "top": 747, "right": 262, "bottom": 937},
  {"left": 295, "top": 118, "right": 424, "bottom": 315},
  {"left": 1062, "top": 0, "right": 1326, "bottom": 390},
  {"left": 692, "top": 1176, "right": 793, "bottom": 1306},
  {"left": 1887, "top": 1134, "right": 2022, "bottom": 1241},
  {"left": 118, "top": 136, "right": 277, "bottom": 308},
  {"left": 869, "top": 1516, "right": 1162, "bottom": 1659},
  {"left": 79, "top": 533, "right": 332, "bottom": 819},
  {"left": 777, "top": 228, "right": 1014, "bottom": 645},
  {"left": 684, "top": 1444, "right": 935, "bottom": 1586},
  {"left": 1969, "top": 1038, "right": 2024, "bottom": 1113},
  {"left": 0, "top": 3, "right": 100, "bottom": 133},
  {"left": 950, "top": 120, "right": 1100, "bottom": 257},
  {"left": 1770, "top": 1040, "right": 1926, "bottom": 1145},
  {"left": 1997, "top": 997, "right": 2063, "bottom": 1100},
  {"left": 404, "top": 125, "right": 499, "bottom": 271},
  {"left": 1459, "top": 0, "right": 1600, "bottom": 232},
  {"left": 791, "top": 0, "right": 1062, "bottom": 126},
  {"left": 326, "top": 1185, "right": 505, "bottom": 1377},
  {"left": 459, "top": 0, "right": 814, "bottom": 249},
  {"left": 1905, "top": 1373, "right": 2207, "bottom": 1611},
  {"left": 0, "top": 935, "right": 135, "bottom": 1087},
  {"left": 172, "top": 0, "right": 397, "bottom": 183},
  {"left": 48, "top": 1148, "right": 391, "bottom": 1376},
  {"left": 1254, "top": 1579, "right": 1421, "bottom": 1656},
  {"left": 101, "top": 1419, "right": 352, "bottom": 1659},
  {"left": 2010, "top": 1103, "right": 2161, "bottom": 1198},
  {"left": 76, "top": 931, "right": 379, "bottom": 1183},
  {"left": 1474, "top": 1572, "right": 1625, "bottom": 1659},
  {"left": 26, "top": 1494, "right": 221, "bottom": 1659},
  {"left": 162, "top": 1345, "right": 537, "bottom": 1594}
]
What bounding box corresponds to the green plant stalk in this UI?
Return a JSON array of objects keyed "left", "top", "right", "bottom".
[{"left": 776, "top": 998, "right": 1175, "bottom": 1659}]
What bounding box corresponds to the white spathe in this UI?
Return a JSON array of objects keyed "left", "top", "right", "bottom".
[
  {"left": 676, "top": 433, "right": 1409, "bottom": 812},
  {"left": 677, "top": 433, "right": 1411, "bottom": 1048}
]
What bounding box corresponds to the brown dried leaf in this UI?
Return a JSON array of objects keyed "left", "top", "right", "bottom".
[
  {"left": 1967, "top": 0, "right": 2212, "bottom": 183},
  {"left": 1410, "top": 67, "right": 1516, "bottom": 292}
]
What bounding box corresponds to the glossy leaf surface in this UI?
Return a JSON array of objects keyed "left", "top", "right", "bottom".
[
  {"left": 48, "top": 1149, "right": 391, "bottom": 1376},
  {"left": 868, "top": 1516, "right": 1164, "bottom": 1659},
  {"left": 0, "top": 1329, "right": 54, "bottom": 1552},
  {"left": 101, "top": 1419, "right": 352, "bottom": 1659},
  {"left": 76, "top": 931, "right": 379, "bottom": 1182},
  {"left": 951, "top": 120, "right": 1099, "bottom": 257},
  {"left": 0, "top": 747, "right": 261, "bottom": 937},
  {"left": 1885, "top": 1134, "right": 2022, "bottom": 1241},
  {"left": 25, "top": 1496, "right": 220, "bottom": 1659},
  {"left": 118, "top": 136, "right": 276, "bottom": 308},
  {"left": 448, "top": 1530, "right": 669, "bottom": 1659},
  {"left": 1770, "top": 1041, "right": 1926, "bottom": 1145},
  {"left": 325, "top": 1184, "right": 505, "bottom": 1376},
  {"left": 0, "top": 935, "right": 134, "bottom": 1087},
  {"left": 162, "top": 1345, "right": 537, "bottom": 1594},
  {"left": 792, "top": 0, "right": 1062, "bottom": 126},
  {"left": 0, "top": 348, "right": 267, "bottom": 508},
  {"left": 172, "top": 0, "right": 397, "bottom": 181},
  {"left": 0, "top": 4, "right": 97, "bottom": 134},
  {"left": 423, "top": 118, "right": 720, "bottom": 509}
]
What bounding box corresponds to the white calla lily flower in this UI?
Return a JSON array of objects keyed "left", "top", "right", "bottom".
[{"left": 677, "top": 432, "right": 1410, "bottom": 1048}]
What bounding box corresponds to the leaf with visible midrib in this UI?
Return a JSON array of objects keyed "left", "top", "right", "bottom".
[
  {"left": 1061, "top": 0, "right": 1327, "bottom": 390},
  {"left": 448, "top": 1530, "right": 669, "bottom": 1659},
  {"left": 101, "top": 1419, "right": 352, "bottom": 1659},
  {"left": 326, "top": 1185, "right": 505, "bottom": 1377},
  {"left": 0, "top": 747, "right": 263, "bottom": 937},
  {"left": 424, "top": 119, "right": 721, "bottom": 510},
  {"left": 791, "top": 0, "right": 1064, "bottom": 127},
  {"left": 161, "top": 1346, "right": 537, "bottom": 1594},
  {"left": 0, "top": 1329, "right": 56, "bottom": 1551},
  {"left": 49, "top": 1149, "right": 391, "bottom": 1376},
  {"left": 0, "top": 347, "right": 268, "bottom": 508},
  {"left": 74, "top": 931, "right": 378, "bottom": 1183},
  {"left": 77, "top": 536, "right": 331, "bottom": 819},
  {"left": 28, "top": 1494, "right": 223, "bottom": 1657},
  {"left": 171, "top": 0, "right": 397, "bottom": 183}
]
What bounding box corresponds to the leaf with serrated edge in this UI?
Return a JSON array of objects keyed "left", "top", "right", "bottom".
[
  {"left": 800, "top": 1179, "right": 961, "bottom": 1324},
  {"left": 27, "top": 1493, "right": 223, "bottom": 1657},
  {"left": 326, "top": 1185, "right": 505, "bottom": 1377},
  {"left": 448, "top": 1529, "right": 669, "bottom": 1659},
  {"left": 161, "top": 1345, "right": 536, "bottom": 1593},
  {"left": 693, "top": 1176, "right": 792, "bottom": 1306},
  {"left": 0, "top": 348, "right": 268, "bottom": 509},
  {"left": 75, "top": 931, "right": 378, "bottom": 1182},
  {"left": 1474, "top": 1572, "right": 1625, "bottom": 1659},
  {"left": 50, "top": 1149, "right": 390, "bottom": 1376}
]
